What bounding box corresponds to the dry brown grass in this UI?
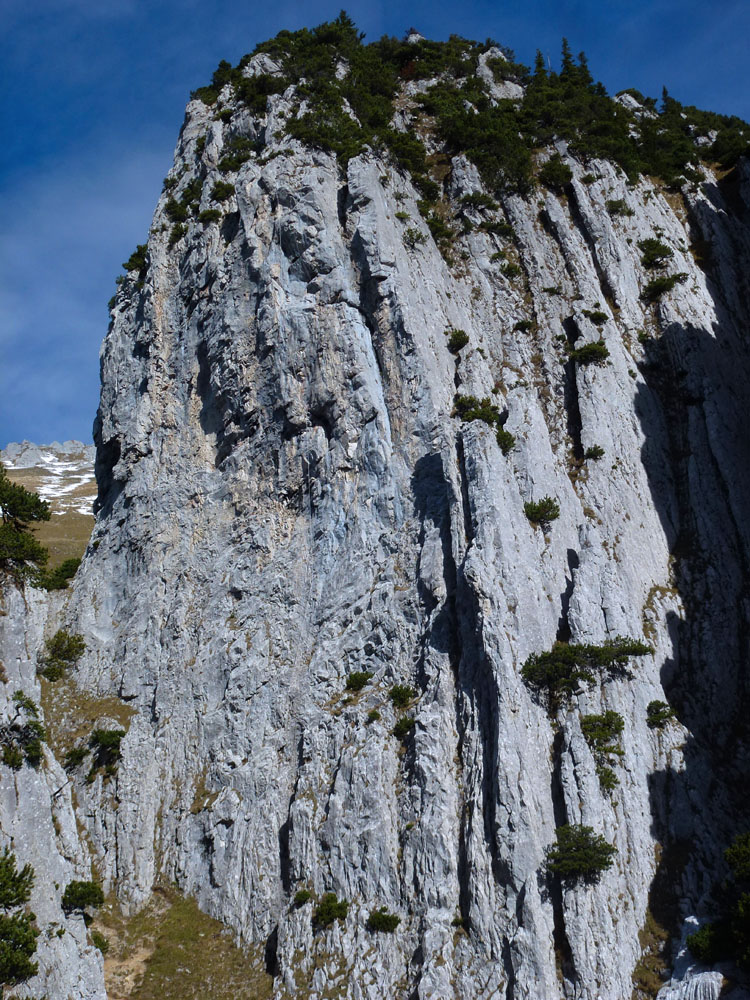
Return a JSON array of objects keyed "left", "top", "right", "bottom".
[
  {"left": 5, "top": 466, "right": 95, "bottom": 566},
  {"left": 92, "top": 886, "right": 273, "bottom": 1000}
]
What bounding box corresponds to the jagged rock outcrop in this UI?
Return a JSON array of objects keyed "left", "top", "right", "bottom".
[{"left": 5, "top": 25, "right": 750, "bottom": 1000}]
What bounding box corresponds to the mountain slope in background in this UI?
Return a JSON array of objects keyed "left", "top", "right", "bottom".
[{"left": 1, "top": 440, "right": 96, "bottom": 564}]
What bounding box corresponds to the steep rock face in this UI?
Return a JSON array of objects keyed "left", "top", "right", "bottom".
[
  {"left": 0, "top": 584, "right": 106, "bottom": 999},
  {"left": 55, "top": 54, "right": 750, "bottom": 999}
]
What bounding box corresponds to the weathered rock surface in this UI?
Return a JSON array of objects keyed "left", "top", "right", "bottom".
[
  {"left": 5, "top": 47, "right": 750, "bottom": 1000},
  {"left": 0, "top": 583, "right": 106, "bottom": 998}
]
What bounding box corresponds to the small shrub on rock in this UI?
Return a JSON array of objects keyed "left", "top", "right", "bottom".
[
  {"left": 38, "top": 557, "right": 81, "bottom": 591},
  {"left": 0, "top": 692, "right": 46, "bottom": 769},
  {"left": 446, "top": 329, "right": 469, "bottom": 354},
  {"left": 38, "top": 630, "right": 85, "bottom": 682},
  {"left": 453, "top": 395, "right": 515, "bottom": 455},
  {"left": 606, "top": 199, "right": 634, "bottom": 217},
  {"left": 584, "top": 445, "right": 605, "bottom": 460},
  {"left": 392, "top": 717, "right": 415, "bottom": 742},
  {"left": 641, "top": 273, "right": 688, "bottom": 302},
  {"left": 546, "top": 824, "right": 617, "bottom": 885},
  {"left": 496, "top": 428, "right": 516, "bottom": 455},
  {"left": 64, "top": 745, "right": 89, "bottom": 771},
  {"left": 61, "top": 880, "right": 104, "bottom": 916},
  {"left": 366, "top": 709, "right": 380, "bottom": 725},
  {"left": 569, "top": 340, "right": 609, "bottom": 365},
  {"left": 91, "top": 931, "right": 109, "bottom": 954},
  {"left": 165, "top": 198, "right": 189, "bottom": 223},
  {"left": 403, "top": 227, "right": 427, "bottom": 248},
  {"left": 198, "top": 209, "right": 222, "bottom": 224},
  {"left": 638, "top": 238, "right": 673, "bottom": 269},
  {"left": 523, "top": 497, "right": 560, "bottom": 530},
  {"left": 686, "top": 921, "right": 726, "bottom": 964},
  {"left": 460, "top": 193, "right": 498, "bottom": 211},
  {"left": 367, "top": 908, "right": 401, "bottom": 932},
  {"left": 211, "top": 180, "right": 235, "bottom": 202},
  {"left": 522, "top": 637, "right": 651, "bottom": 708},
  {"left": 293, "top": 889, "right": 312, "bottom": 908},
  {"left": 581, "top": 710, "right": 625, "bottom": 791},
  {"left": 122, "top": 244, "right": 148, "bottom": 274},
  {"left": 0, "top": 848, "right": 38, "bottom": 986},
  {"left": 646, "top": 700, "right": 674, "bottom": 729},
  {"left": 581, "top": 309, "right": 608, "bottom": 325},
  {"left": 539, "top": 155, "right": 573, "bottom": 191},
  {"left": 313, "top": 893, "right": 348, "bottom": 929},
  {"left": 389, "top": 685, "right": 415, "bottom": 709},
  {"left": 345, "top": 671, "right": 373, "bottom": 692},
  {"left": 168, "top": 223, "right": 186, "bottom": 248},
  {"left": 86, "top": 729, "right": 125, "bottom": 783}
]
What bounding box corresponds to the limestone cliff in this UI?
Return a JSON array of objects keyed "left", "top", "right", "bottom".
[{"left": 5, "top": 21, "right": 750, "bottom": 1000}]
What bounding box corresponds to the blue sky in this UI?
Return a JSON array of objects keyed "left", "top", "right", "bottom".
[{"left": 2, "top": 0, "right": 749, "bottom": 446}]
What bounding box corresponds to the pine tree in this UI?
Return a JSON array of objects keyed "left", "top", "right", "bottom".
[
  {"left": 0, "top": 464, "right": 50, "bottom": 580},
  {"left": 0, "top": 849, "right": 38, "bottom": 988}
]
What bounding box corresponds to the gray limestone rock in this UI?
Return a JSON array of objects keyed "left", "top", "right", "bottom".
[{"left": 5, "top": 46, "right": 750, "bottom": 1000}]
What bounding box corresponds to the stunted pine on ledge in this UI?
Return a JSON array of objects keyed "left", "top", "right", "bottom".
[{"left": 521, "top": 637, "right": 652, "bottom": 710}]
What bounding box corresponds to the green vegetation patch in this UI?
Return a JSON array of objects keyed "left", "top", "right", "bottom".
[
  {"left": 392, "top": 716, "right": 415, "bottom": 742},
  {"left": 0, "top": 691, "right": 46, "bottom": 769},
  {"left": 521, "top": 636, "right": 651, "bottom": 708},
  {"left": 453, "top": 395, "right": 515, "bottom": 454},
  {"left": 62, "top": 880, "right": 104, "bottom": 917},
  {"left": 0, "top": 848, "right": 38, "bottom": 988},
  {"left": 686, "top": 831, "right": 750, "bottom": 970},
  {"left": 389, "top": 684, "right": 416, "bottom": 709},
  {"left": 218, "top": 135, "right": 260, "bottom": 173},
  {"left": 366, "top": 907, "right": 401, "bottom": 932},
  {"left": 569, "top": 340, "right": 609, "bottom": 365},
  {"left": 641, "top": 273, "right": 688, "bottom": 302},
  {"left": 86, "top": 728, "right": 126, "bottom": 784},
  {"left": 606, "top": 198, "right": 634, "bottom": 217},
  {"left": 345, "top": 670, "right": 373, "bottom": 692},
  {"left": 93, "top": 886, "right": 273, "bottom": 999},
  {"left": 523, "top": 496, "right": 560, "bottom": 529},
  {"left": 539, "top": 155, "right": 573, "bottom": 190},
  {"left": 581, "top": 710, "right": 625, "bottom": 791},
  {"left": 646, "top": 700, "right": 674, "bottom": 729},
  {"left": 0, "top": 463, "right": 50, "bottom": 582},
  {"left": 38, "top": 557, "right": 81, "bottom": 591},
  {"left": 313, "top": 893, "right": 348, "bottom": 929},
  {"left": 638, "top": 238, "right": 674, "bottom": 269},
  {"left": 446, "top": 329, "right": 469, "bottom": 354},
  {"left": 211, "top": 181, "right": 236, "bottom": 202},
  {"left": 546, "top": 824, "right": 617, "bottom": 886},
  {"left": 190, "top": 19, "right": 750, "bottom": 205},
  {"left": 38, "top": 629, "right": 85, "bottom": 682},
  {"left": 123, "top": 244, "right": 148, "bottom": 274}
]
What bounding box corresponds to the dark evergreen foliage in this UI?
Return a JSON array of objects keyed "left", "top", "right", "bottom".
[
  {"left": 523, "top": 497, "right": 560, "bottom": 529},
  {"left": 313, "top": 892, "right": 348, "bottom": 928},
  {"left": 61, "top": 880, "right": 104, "bottom": 916},
  {"left": 521, "top": 637, "right": 651, "bottom": 708},
  {"left": 0, "top": 464, "right": 50, "bottom": 580},
  {"left": 0, "top": 849, "right": 37, "bottom": 988},
  {"left": 569, "top": 340, "right": 610, "bottom": 365},
  {"left": 367, "top": 908, "right": 401, "bottom": 932},
  {"left": 546, "top": 824, "right": 617, "bottom": 885}
]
